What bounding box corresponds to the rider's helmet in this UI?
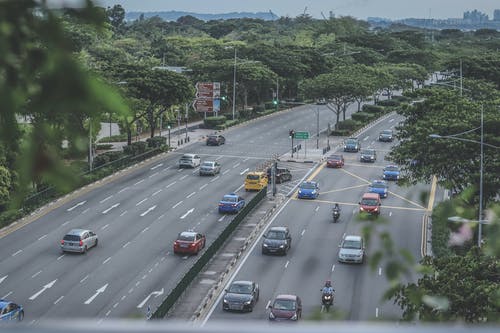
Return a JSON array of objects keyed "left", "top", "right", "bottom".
[{"left": 325, "top": 280, "right": 332, "bottom": 287}]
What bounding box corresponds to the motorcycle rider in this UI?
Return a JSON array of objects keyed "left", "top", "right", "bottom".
[
  {"left": 332, "top": 203, "right": 341, "bottom": 221},
  {"left": 321, "top": 280, "right": 335, "bottom": 295}
]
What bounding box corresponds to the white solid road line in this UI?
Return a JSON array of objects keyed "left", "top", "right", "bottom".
[{"left": 218, "top": 215, "right": 226, "bottom": 222}]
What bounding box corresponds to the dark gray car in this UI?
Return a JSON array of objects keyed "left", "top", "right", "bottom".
[
  {"left": 222, "top": 280, "right": 259, "bottom": 312},
  {"left": 262, "top": 226, "right": 291, "bottom": 255},
  {"left": 360, "top": 148, "right": 377, "bottom": 162},
  {"left": 60, "top": 229, "right": 98, "bottom": 254}
]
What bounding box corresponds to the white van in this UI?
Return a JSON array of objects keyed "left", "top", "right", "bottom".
[{"left": 178, "top": 154, "right": 201, "bottom": 168}]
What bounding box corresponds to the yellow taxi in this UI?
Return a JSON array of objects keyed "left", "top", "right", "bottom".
[{"left": 244, "top": 171, "right": 268, "bottom": 191}]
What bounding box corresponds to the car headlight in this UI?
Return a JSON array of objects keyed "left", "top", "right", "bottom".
[
  {"left": 360, "top": 207, "right": 365, "bottom": 211},
  {"left": 279, "top": 245, "right": 285, "bottom": 248},
  {"left": 244, "top": 300, "right": 252, "bottom": 305},
  {"left": 291, "top": 313, "right": 298, "bottom": 320},
  {"left": 343, "top": 145, "right": 347, "bottom": 148},
  {"left": 312, "top": 190, "right": 316, "bottom": 194},
  {"left": 263, "top": 243, "right": 268, "bottom": 247},
  {"left": 269, "top": 312, "right": 275, "bottom": 319},
  {"left": 223, "top": 299, "right": 228, "bottom": 303},
  {"left": 298, "top": 190, "right": 302, "bottom": 194}
]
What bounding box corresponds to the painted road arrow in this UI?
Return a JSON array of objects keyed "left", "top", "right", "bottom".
[
  {"left": 29, "top": 279, "right": 57, "bottom": 300},
  {"left": 67, "top": 201, "right": 86, "bottom": 212},
  {"left": 102, "top": 203, "right": 120, "bottom": 214},
  {"left": 137, "top": 288, "right": 164, "bottom": 308},
  {"left": 140, "top": 205, "right": 157, "bottom": 217},
  {"left": 180, "top": 208, "right": 194, "bottom": 219},
  {"left": 84, "top": 283, "right": 108, "bottom": 305},
  {"left": 0, "top": 275, "right": 7, "bottom": 284}
]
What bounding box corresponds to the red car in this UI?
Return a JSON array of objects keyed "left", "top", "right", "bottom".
[
  {"left": 326, "top": 154, "right": 345, "bottom": 168},
  {"left": 173, "top": 231, "right": 206, "bottom": 255},
  {"left": 268, "top": 294, "right": 302, "bottom": 321}
]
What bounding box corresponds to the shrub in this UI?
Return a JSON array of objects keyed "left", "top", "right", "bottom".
[
  {"left": 146, "top": 136, "right": 166, "bottom": 148},
  {"left": 253, "top": 104, "right": 265, "bottom": 113},
  {"left": 96, "top": 144, "right": 113, "bottom": 150},
  {"left": 377, "top": 99, "right": 399, "bottom": 107},
  {"left": 98, "top": 134, "right": 128, "bottom": 143},
  {"left": 391, "top": 95, "right": 411, "bottom": 103},
  {"left": 337, "top": 119, "right": 362, "bottom": 131},
  {"left": 362, "top": 104, "right": 384, "bottom": 114},
  {"left": 123, "top": 141, "right": 147, "bottom": 156},
  {"left": 330, "top": 129, "right": 351, "bottom": 136},
  {"left": 204, "top": 116, "right": 226, "bottom": 129},
  {"left": 92, "top": 154, "right": 110, "bottom": 168},
  {"left": 351, "top": 112, "right": 376, "bottom": 123}
]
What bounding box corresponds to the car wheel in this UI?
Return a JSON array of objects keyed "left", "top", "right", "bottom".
[
  {"left": 18, "top": 310, "right": 24, "bottom": 321},
  {"left": 83, "top": 245, "right": 88, "bottom": 254},
  {"left": 94, "top": 239, "right": 98, "bottom": 247}
]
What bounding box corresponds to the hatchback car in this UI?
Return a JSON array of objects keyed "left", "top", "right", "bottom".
[
  {"left": 359, "top": 192, "right": 382, "bottom": 216},
  {"left": 60, "top": 229, "right": 98, "bottom": 254},
  {"left": 268, "top": 294, "right": 302, "bottom": 321},
  {"left": 326, "top": 154, "right": 345, "bottom": 168},
  {"left": 199, "top": 161, "right": 221, "bottom": 176},
  {"left": 218, "top": 194, "right": 245, "bottom": 214},
  {"left": 360, "top": 149, "right": 377, "bottom": 162},
  {"left": 262, "top": 226, "right": 291, "bottom": 255},
  {"left": 222, "top": 280, "right": 259, "bottom": 312},
  {"left": 244, "top": 171, "right": 268, "bottom": 191},
  {"left": 267, "top": 167, "right": 292, "bottom": 184},
  {"left": 338, "top": 235, "right": 365, "bottom": 264},
  {"left": 368, "top": 180, "right": 389, "bottom": 198},
  {"left": 343, "top": 137, "right": 360, "bottom": 152},
  {"left": 0, "top": 300, "right": 24, "bottom": 321},
  {"left": 379, "top": 129, "right": 394, "bottom": 142},
  {"left": 297, "top": 181, "right": 319, "bottom": 199},
  {"left": 178, "top": 153, "right": 201, "bottom": 168},
  {"left": 173, "top": 231, "right": 206, "bottom": 255},
  {"left": 383, "top": 165, "right": 400, "bottom": 181},
  {"left": 206, "top": 134, "right": 225, "bottom": 146}
]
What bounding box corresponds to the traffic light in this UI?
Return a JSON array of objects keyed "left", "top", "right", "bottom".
[
  {"left": 272, "top": 99, "right": 278, "bottom": 105},
  {"left": 289, "top": 129, "right": 295, "bottom": 138},
  {"left": 221, "top": 96, "right": 226, "bottom": 101}
]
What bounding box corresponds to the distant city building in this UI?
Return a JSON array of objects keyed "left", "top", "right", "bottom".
[
  {"left": 494, "top": 9, "right": 500, "bottom": 21},
  {"left": 463, "top": 10, "right": 488, "bottom": 23}
]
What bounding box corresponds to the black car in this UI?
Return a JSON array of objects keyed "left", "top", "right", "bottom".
[
  {"left": 262, "top": 226, "right": 291, "bottom": 255},
  {"left": 267, "top": 167, "right": 292, "bottom": 184},
  {"left": 206, "top": 134, "right": 225, "bottom": 146},
  {"left": 360, "top": 149, "right": 377, "bottom": 163},
  {"left": 378, "top": 130, "right": 393, "bottom": 142},
  {"left": 343, "top": 138, "right": 360, "bottom": 152},
  {"left": 222, "top": 280, "right": 259, "bottom": 312}
]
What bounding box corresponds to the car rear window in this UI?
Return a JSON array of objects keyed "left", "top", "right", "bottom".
[
  {"left": 63, "top": 234, "right": 80, "bottom": 241},
  {"left": 223, "top": 196, "right": 237, "bottom": 202},
  {"left": 178, "top": 234, "right": 195, "bottom": 241},
  {"left": 246, "top": 174, "right": 260, "bottom": 180}
]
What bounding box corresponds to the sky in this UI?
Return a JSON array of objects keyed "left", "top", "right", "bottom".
[{"left": 54, "top": 0, "right": 500, "bottom": 20}]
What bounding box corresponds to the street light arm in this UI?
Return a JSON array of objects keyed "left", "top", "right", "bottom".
[{"left": 429, "top": 134, "right": 500, "bottom": 149}]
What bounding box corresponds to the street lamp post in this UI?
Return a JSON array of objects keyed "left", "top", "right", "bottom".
[{"left": 232, "top": 48, "right": 237, "bottom": 121}]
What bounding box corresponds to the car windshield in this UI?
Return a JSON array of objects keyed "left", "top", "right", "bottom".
[
  {"left": 346, "top": 139, "right": 357, "bottom": 144},
  {"left": 223, "top": 196, "right": 237, "bottom": 202},
  {"left": 202, "top": 162, "right": 214, "bottom": 167},
  {"left": 246, "top": 174, "right": 260, "bottom": 180},
  {"left": 178, "top": 234, "right": 195, "bottom": 241},
  {"left": 63, "top": 234, "right": 80, "bottom": 241},
  {"left": 385, "top": 166, "right": 399, "bottom": 171},
  {"left": 228, "top": 283, "right": 252, "bottom": 294},
  {"left": 381, "top": 130, "right": 392, "bottom": 135},
  {"left": 371, "top": 183, "right": 386, "bottom": 189},
  {"left": 300, "top": 183, "right": 316, "bottom": 189},
  {"left": 343, "top": 240, "right": 362, "bottom": 249},
  {"left": 329, "top": 155, "right": 341, "bottom": 160},
  {"left": 361, "top": 199, "right": 378, "bottom": 206},
  {"left": 208, "top": 135, "right": 218, "bottom": 139},
  {"left": 361, "top": 150, "right": 374, "bottom": 155},
  {"left": 273, "top": 299, "right": 296, "bottom": 311},
  {"left": 267, "top": 230, "right": 285, "bottom": 239}
]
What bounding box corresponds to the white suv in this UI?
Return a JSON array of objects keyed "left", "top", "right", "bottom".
[
  {"left": 178, "top": 154, "right": 201, "bottom": 168},
  {"left": 338, "top": 235, "right": 365, "bottom": 264}
]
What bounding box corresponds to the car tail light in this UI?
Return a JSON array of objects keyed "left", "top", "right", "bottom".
[
  {"left": 190, "top": 243, "right": 195, "bottom": 247},
  {"left": 219, "top": 203, "right": 224, "bottom": 207},
  {"left": 232, "top": 203, "right": 237, "bottom": 207},
  {"left": 60, "top": 240, "right": 64, "bottom": 245},
  {"left": 79, "top": 240, "right": 83, "bottom": 246}
]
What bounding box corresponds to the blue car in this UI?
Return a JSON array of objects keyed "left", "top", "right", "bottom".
[
  {"left": 383, "top": 165, "right": 400, "bottom": 181},
  {"left": 368, "top": 180, "right": 389, "bottom": 198},
  {"left": 297, "top": 181, "right": 319, "bottom": 199},
  {"left": 218, "top": 193, "right": 245, "bottom": 214},
  {"left": 0, "top": 300, "right": 24, "bottom": 321}
]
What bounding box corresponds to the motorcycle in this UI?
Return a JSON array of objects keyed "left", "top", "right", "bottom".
[
  {"left": 321, "top": 292, "right": 334, "bottom": 311},
  {"left": 332, "top": 209, "right": 340, "bottom": 223}
]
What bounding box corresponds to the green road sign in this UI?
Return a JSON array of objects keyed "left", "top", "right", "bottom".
[{"left": 294, "top": 131, "right": 309, "bottom": 139}]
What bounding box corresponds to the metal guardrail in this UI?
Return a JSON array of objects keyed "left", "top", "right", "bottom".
[{"left": 150, "top": 187, "right": 268, "bottom": 319}]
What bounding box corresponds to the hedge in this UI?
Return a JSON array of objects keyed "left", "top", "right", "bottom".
[
  {"left": 351, "top": 112, "right": 376, "bottom": 123},
  {"left": 146, "top": 136, "right": 167, "bottom": 148},
  {"left": 123, "top": 141, "right": 147, "bottom": 155},
  {"left": 377, "top": 99, "right": 400, "bottom": 107},
  {"left": 337, "top": 119, "right": 362, "bottom": 131},
  {"left": 204, "top": 116, "right": 227, "bottom": 129},
  {"left": 362, "top": 104, "right": 384, "bottom": 114},
  {"left": 93, "top": 151, "right": 124, "bottom": 168}
]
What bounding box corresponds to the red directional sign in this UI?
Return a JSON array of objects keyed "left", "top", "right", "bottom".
[{"left": 194, "top": 82, "right": 221, "bottom": 112}]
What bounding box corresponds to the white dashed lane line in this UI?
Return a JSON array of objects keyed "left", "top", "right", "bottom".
[
  {"left": 222, "top": 170, "right": 229, "bottom": 175},
  {"left": 240, "top": 168, "right": 249, "bottom": 175},
  {"left": 200, "top": 184, "right": 208, "bottom": 190},
  {"left": 179, "top": 175, "right": 188, "bottom": 181},
  {"left": 136, "top": 198, "right": 148, "bottom": 206},
  {"left": 172, "top": 201, "right": 183, "bottom": 209},
  {"left": 100, "top": 195, "right": 113, "bottom": 204},
  {"left": 118, "top": 187, "right": 129, "bottom": 194},
  {"left": 210, "top": 176, "right": 220, "bottom": 183},
  {"left": 149, "top": 172, "right": 159, "bottom": 178},
  {"left": 152, "top": 189, "right": 162, "bottom": 196},
  {"left": 186, "top": 192, "right": 196, "bottom": 198},
  {"left": 134, "top": 179, "right": 144, "bottom": 186}
]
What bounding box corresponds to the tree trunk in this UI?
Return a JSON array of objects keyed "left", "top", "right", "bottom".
[
  {"left": 342, "top": 104, "right": 347, "bottom": 121},
  {"left": 127, "top": 128, "right": 132, "bottom": 146}
]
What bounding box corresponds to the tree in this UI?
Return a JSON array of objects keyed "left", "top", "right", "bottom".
[
  {"left": 391, "top": 249, "right": 500, "bottom": 323},
  {"left": 106, "top": 4, "right": 125, "bottom": 30}
]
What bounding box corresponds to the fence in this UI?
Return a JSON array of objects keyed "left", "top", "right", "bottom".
[{"left": 150, "top": 187, "right": 267, "bottom": 319}]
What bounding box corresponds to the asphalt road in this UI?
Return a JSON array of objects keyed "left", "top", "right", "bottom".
[
  {"left": 0, "top": 103, "right": 349, "bottom": 323},
  {"left": 206, "top": 113, "right": 431, "bottom": 323}
]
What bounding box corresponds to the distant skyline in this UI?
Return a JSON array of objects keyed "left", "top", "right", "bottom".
[{"left": 54, "top": 0, "right": 500, "bottom": 20}]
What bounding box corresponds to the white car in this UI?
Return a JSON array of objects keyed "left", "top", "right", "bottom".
[
  {"left": 338, "top": 235, "right": 365, "bottom": 264},
  {"left": 178, "top": 154, "right": 201, "bottom": 168}
]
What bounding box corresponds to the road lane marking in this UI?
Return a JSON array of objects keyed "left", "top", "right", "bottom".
[
  {"left": 123, "top": 242, "right": 131, "bottom": 248},
  {"left": 31, "top": 271, "right": 42, "bottom": 279},
  {"left": 102, "top": 203, "right": 120, "bottom": 214},
  {"left": 331, "top": 264, "right": 335, "bottom": 272},
  {"left": 121, "top": 295, "right": 126, "bottom": 301},
  {"left": 118, "top": 187, "right": 129, "bottom": 194},
  {"left": 140, "top": 205, "right": 157, "bottom": 217},
  {"left": 173, "top": 201, "right": 183, "bottom": 209},
  {"left": 376, "top": 307, "right": 379, "bottom": 317},
  {"left": 80, "top": 275, "right": 89, "bottom": 283},
  {"left": 152, "top": 189, "right": 162, "bottom": 196},
  {"left": 389, "top": 211, "right": 392, "bottom": 217},
  {"left": 38, "top": 234, "right": 47, "bottom": 241},
  {"left": 301, "top": 229, "right": 306, "bottom": 236},
  {"left": 120, "top": 210, "right": 127, "bottom": 217},
  {"left": 81, "top": 208, "right": 89, "bottom": 214},
  {"left": 239, "top": 168, "right": 249, "bottom": 175},
  {"left": 113, "top": 303, "right": 119, "bottom": 308},
  {"left": 2, "top": 291, "right": 13, "bottom": 298},
  {"left": 151, "top": 163, "right": 163, "bottom": 170},
  {"left": 388, "top": 118, "right": 394, "bottom": 123},
  {"left": 134, "top": 179, "right": 145, "bottom": 186},
  {"left": 234, "top": 184, "right": 244, "bottom": 192},
  {"left": 215, "top": 156, "right": 223, "bottom": 160},
  {"left": 137, "top": 288, "right": 165, "bottom": 308},
  {"left": 103, "top": 257, "right": 111, "bottom": 265},
  {"left": 200, "top": 184, "right": 208, "bottom": 190},
  {"left": 243, "top": 158, "right": 249, "bottom": 162},
  {"left": 166, "top": 181, "right": 176, "bottom": 188},
  {"left": 179, "top": 175, "right": 188, "bottom": 180},
  {"left": 106, "top": 310, "right": 111, "bottom": 316},
  {"left": 0, "top": 276, "right": 7, "bottom": 284},
  {"left": 218, "top": 215, "right": 226, "bottom": 222},
  {"left": 101, "top": 224, "right": 109, "bottom": 230},
  {"left": 180, "top": 208, "right": 194, "bottom": 219},
  {"left": 149, "top": 172, "right": 159, "bottom": 178},
  {"left": 378, "top": 267, "right": 382, "bottom": 276},
  {"left": 136, "top": 198, "right": 148, "bottom": 206},
  {"left": 163, "top": 166, "right": 171, "bottom": 172},
  {"left": 135, "top": 281, "right": 141, "bottom": 287},
  {"left": 315, "top": 206, "right": 319, "bottom": 212},
  {"left": 363, "top": 136, "right": 369, "bottom": 141},
  {"left": 233, "top": 162, "right": 240, "bottom": 168},
  {"left": 285, "top": 260, "right": 289, "bottom": 268},
  {"left": 210, "top": 176, "right": 220, "bottom": 182},
  {"left": 141, "top": 227, "right": 149, "bottom": 234},
  {"left": 186, "top": 192, "right": 196, "bottom": 198},
  {"left": 54, "top": 296, "right": 64, "bottom": 305},
  {"left": 100, "top": 195, "right": 113, "bottom": 203},
  {"left": 12, "top": 250, "right": 22, "bottom": 256},
  {"left": 67, "top": 201, "right": 86, "bottom": 212},
  {"left": 29, "top": 279, "right": 57, "bottom": 300},
  {"left": 129, "top": 288, "right": 134, "bottom": 294},
  {"left": 57, "top": 254, "right": 65, "bottom": 260},
  {"left": 222, "top": 170, "right": 229, "bottom": 175},
  {"left": 84, "top": 284, "right": 108, "bottom": 305},
  {"left": 62, "top": 220, "right": 71, "bottom": 226}
]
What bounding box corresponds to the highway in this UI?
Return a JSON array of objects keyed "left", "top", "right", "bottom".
[
  {"left": 0, "top": 103, "right": 344, "bottom": 323},
  {"left": 206, "top": 113, "right": 431, "bottom": 322}
]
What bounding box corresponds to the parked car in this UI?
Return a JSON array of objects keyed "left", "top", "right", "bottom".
[
  {"left": 222, "top": 280, "right": 259, "bottom": 312},
  {"left": 199, "top": 161, "right": 221, "bottom": 176},
  {"left": 178, "top": 153, "right": 201, "bottom": 168},
  {"left": 359, "top": 192, "right": 381, "bottom": 216},
  {"left": 60, "top": 229, "right": 98, "bottom": 254},
  {"left": 244, "top": 171, "right": 268, "bottom": 191},
  {"left": 360, "top": 149, "right": 377, "bottom": 163},
  {"left": 326, "top": 154, "right": 345, "bottom": 168},
  {"left": 268, "top": 294, "right": 302, "bottom": 321},
  {"left": 173, "top": 231, "right": 206, "bottom": 255},
  {"left": 383, "top": 165, "right": 400, "bottom": 181},
  {"left": 343, "top": 137, "right": 360, "bottom": 152},
  {"left": 338, "top": 235, "right": 365, "bottom": 264},
  {"left": 206, "top": 134, "right": 225, "bottom": 146},
  {"left": 218, "top": 193, "right": 245, "bottom": 214},
  {"left": 262, "top": 226, "right": 291, "bottom": 255},
  {"left": 379, "top": 129, "right": 394, "bottom": 142},
  {"left": 368, "top": 180, "right": 389, "bottom": 198},
  {"left": 297, "top": 181, "right": 319, "bottom": 199},
  {"left": 267, "top": 167, "right": 292, "bottom": 184},
  {"left": 0, "top": 300, "right": 24, "bottom": 321}
]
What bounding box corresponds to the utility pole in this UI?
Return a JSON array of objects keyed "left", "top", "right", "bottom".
[
  {"left": 232, "top": 48, "right": 237, "bottom": 120},
  {"left": 88, "top": 120, "right": 93, "bottom": 171},
  {"left": 185, "top": 103, "right": 189, "bottom": 141},
  {"left": 478, "top": 105, "right": 484, "bottom": 247},
  {"left": 316, "top": 107, "right": 320, "bottom": 149}
]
